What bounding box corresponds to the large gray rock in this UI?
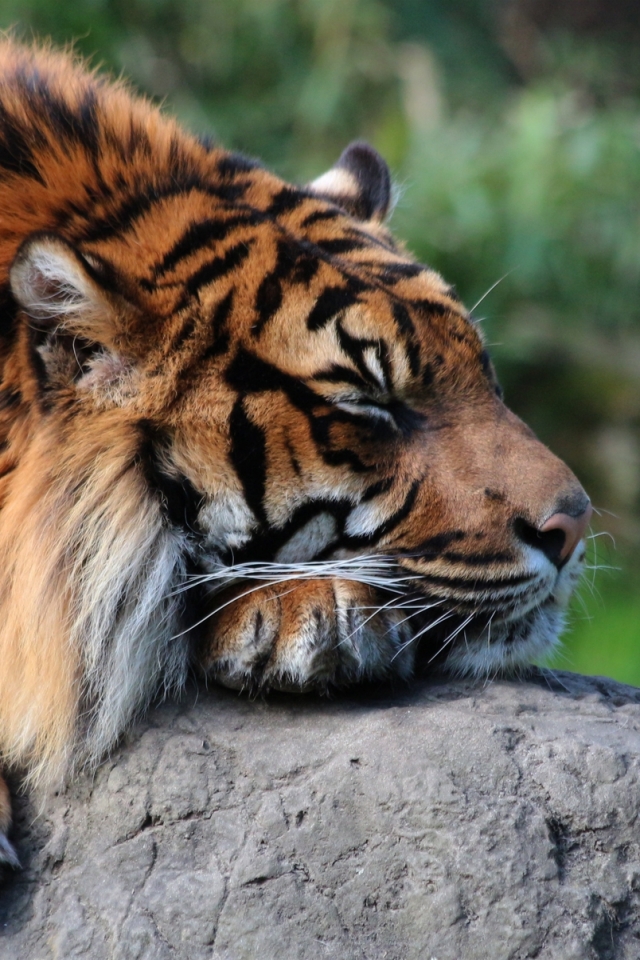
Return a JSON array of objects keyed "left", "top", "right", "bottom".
[{"left": 1, "top": 670, "right": 639, "bottom": 960}]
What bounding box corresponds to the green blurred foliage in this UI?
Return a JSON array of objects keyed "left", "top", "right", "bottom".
[
  {"left": 0, "top": 0, "right": 638, "bottom": 681},
  {"left": 0, "top": 0, "right": 402, "bottom": 175}
]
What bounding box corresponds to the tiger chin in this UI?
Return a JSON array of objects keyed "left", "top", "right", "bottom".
[{"left": 0, "top": 40, "right": 591, "bottom": 869}]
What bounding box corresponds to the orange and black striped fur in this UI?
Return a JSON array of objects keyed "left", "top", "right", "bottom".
[{"left": 0, "top": 41, "right": 591, "bottom": 867}]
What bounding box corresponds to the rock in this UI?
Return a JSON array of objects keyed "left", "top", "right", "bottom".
[{"left": 1, "top": 670, "right": 640, "bottom": 960}]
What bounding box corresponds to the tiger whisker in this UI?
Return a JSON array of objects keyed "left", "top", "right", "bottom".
[
  {"left": 169, "top": 576, "right": 295, "bottom": 640},
  {"left": 468, "top": 270, "right": 515, "bottom": 315},
  {"left": 384, "top": 599, "right": 447, "bottom": 635},
  {"left": 590, "top": 506, "right": 619, "bottom": 520},
  {"left": 337, "top": 592, "right": 410, "bottom": 647},
  {"left": 426, "top": 612, "right": 476, "bottom": 664},
  {"left": 342, "top": 597, "right": 446, "bottom": 648},
  {"left": 170, "top": 555, "right": 422, "bottom": 598},
  {"left": 390, "top": 609, "right": 458, "bottom": 662}
]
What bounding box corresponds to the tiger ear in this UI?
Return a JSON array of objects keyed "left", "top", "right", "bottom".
[
  {"left": 9, "top": 233, "right": 123, "bottom": 347},
  {"left": 9, "top": 233, "right": 134, "bottom": 393},
  {"left": 309, "top": 141, "right": 392, "bottom": 223}
]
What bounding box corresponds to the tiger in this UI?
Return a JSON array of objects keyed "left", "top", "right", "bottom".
[{"left": 0, "top": 40, "right": 591, "bottom": 870}]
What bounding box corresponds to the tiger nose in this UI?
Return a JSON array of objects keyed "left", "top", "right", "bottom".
[
  {"left": 539, "top": 501, "right": 593, "bottom": 564},
  {"left": 514, "top": 498, "right": 592, "bottom": 567}
]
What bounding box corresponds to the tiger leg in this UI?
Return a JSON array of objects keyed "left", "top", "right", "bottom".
[
  {"left": 198, "top": 578, "right": 417, "bottom": 692},
  {"left": 0, "top": 773, "right": 19, "bottom": 869}
]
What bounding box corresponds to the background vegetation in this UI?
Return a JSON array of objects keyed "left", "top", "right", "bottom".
[{"left": 1, "top": 0, "right": 638, "bottom": 683}]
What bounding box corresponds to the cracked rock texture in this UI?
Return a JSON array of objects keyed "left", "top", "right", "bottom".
[{"left": 1, "top": 671, "right": 640, "bottom": 960}]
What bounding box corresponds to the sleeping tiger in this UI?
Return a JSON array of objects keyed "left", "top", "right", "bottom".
[{"left": 0, "top": 41, "right": 591, "bottom": 868}]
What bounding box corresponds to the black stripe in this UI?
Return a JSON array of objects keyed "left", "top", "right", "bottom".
[
  {"left": 137, "top": 421, "right": 204, "bottom": 533},
  {"left": 316, "top": 445, "right": 371, "bottom": 473},
  {"left": 252, "top": 274, "right": 283, "bottom": 335},
  {"left": 343, "top": 480, "right": 421, "bottom": 547},
  {"left": 205, "top": 288, "right": 235, "bottom": 358},
  {"left": 315, "top": 237, "right": 367, "bottom": 255},
  {"left": 228, "top": 399, "right": 267, "bottom": 526},
  {"left": 80, "top": 179, "right": 251, "bottom": 244},
  {"left": 274, "top": 238, "right": 305, "bottom": 278},
  {"left": 226, "top": 349, "right": 380, "bottom": 473},
  {"left": 391, "top": 301, "right": 416, "bottom": 339},
  {"left": 310, "top": 364, "right": 371, "bottom": 390},
  {"left": 34, "top": 83, "right": 100, "bottom": 158},
  {"left": 291, "top": 255, "right": 319, "bottom": 285},
  {"left": 301, "top": 208, "right": 340, "bottom": 227},
  {"left": 410, "top": 298, "right": 448, "bottom": 317},
  {"left": 226, "top": 348, "right": 320, "bottom": 411},
  {"left": 307, "top": 286, "right": 360, "bottom": 331},
  {"left": 421, "top": 363, "right": 434, "bottom": 388},
  {"left": 168, "top": 316, "right": 196, "bottom": 353},
  {"left": 252, "top": 238, "right": 321, "bottom": 335},
  {"left": 174, "top": 290, "right": 236, "bottom": 386},
  {"left": 335, "top": 322, "right": 389, "bottom": 390},
  {"left": 339, "top": 228, "right": 399, "bottom": 254},
  {"left": 390, "top": 301, "right": 421, "bottom": 378},
  {"left": 216, "top": 152, "right": 262, "bottom": 176},
  {"left": 179, "top": 241, "right": 253, "bottom": 306},
  {"left": 411, "top": 531, "right": 466, "bottom": 557},
  {"left": 82, "top": 250, "right": 131, "bottom": 300},
  {"left": 0, "top": 286, "right": 19, "bottom": 342},
  {"left": 361, "top": 477, "right": 394, "bottom": 501},
  {"left": 411, "top": 571, "right": 534, "bottom": 591},
  {"left": 156, "top": 214, "right": 259, "bottom": 276},
  {"left": 378, "top": 262, "right": 423, "bottom": 282},
  {"left": 118, "top": 118, "right": 153, "bottom": 162},
  {"left": 0, "top": 101, "right": 46, "bottom": 184},
  {"left": 441, "top": 551, "right": 514, "bottom": 566},
  {"left": 268, "top": 187, "right": 306, "bottom": 216}
]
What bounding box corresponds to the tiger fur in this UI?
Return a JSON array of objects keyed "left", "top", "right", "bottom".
[{"left": 0, "top": 41, "right": 591, "bottom": 867}]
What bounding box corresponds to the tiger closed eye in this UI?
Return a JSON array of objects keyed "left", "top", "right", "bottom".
[
  {"left": 334, "top": 394, "right": 423, "bottom": 436},
  {"left": 381, "top": 399, "right": 425, "bottom": 434}
]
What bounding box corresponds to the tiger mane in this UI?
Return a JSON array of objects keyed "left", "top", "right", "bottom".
[{"left": 0, "top": 41, "right": 218, "bottom": 785}]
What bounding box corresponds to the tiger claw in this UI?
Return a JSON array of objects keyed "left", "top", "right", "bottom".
[{"left": 0, "top": 832, "right": 20, "bottom": 870}]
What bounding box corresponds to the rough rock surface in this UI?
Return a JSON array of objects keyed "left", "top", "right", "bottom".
[{"left": 1, "top": 670, "right": 640, "bottom": 960}]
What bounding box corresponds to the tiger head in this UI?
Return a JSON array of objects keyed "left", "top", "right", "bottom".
[{"left": 6, "top": 133, "right": 591, "bottom": 685}]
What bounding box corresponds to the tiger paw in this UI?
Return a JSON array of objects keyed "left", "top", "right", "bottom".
[{"left": 199, "top": 578, "right": 417, "bottom": 692}]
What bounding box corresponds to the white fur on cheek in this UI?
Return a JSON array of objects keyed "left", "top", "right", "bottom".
[
  {"left": 199, "top": 491, "right": 259, "bottom": 555},
  {"left": 275, "top": 513, "right": 338, "bottom": 563}
]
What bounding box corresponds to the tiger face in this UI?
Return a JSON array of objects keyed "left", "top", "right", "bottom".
[
  {"left": 0, "top": 44, "right": 590, "bottom": 792},
  {"left": 10, "top": 145, "right": 590, "bottom": 682}
]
